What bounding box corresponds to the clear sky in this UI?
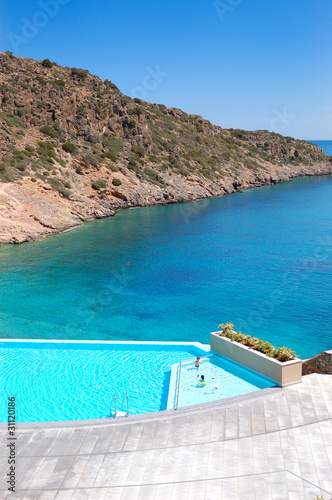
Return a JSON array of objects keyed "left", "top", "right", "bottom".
[{"left": 1, "top": 0, "right": 331, "bottom": 139}]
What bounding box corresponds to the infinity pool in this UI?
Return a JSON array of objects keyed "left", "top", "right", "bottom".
[{"left": 0, "top": 341, "right": 275, "bottom": 422}]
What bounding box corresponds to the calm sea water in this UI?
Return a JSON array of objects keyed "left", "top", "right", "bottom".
[
  {"left": 0, "top": 141, "right": 331, "bottom": 359},
  {"left": 310, "top": 140, "right": 332, "bottom": 156}
]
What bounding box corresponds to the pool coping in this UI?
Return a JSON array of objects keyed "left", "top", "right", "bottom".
[
  {"left": 0, "top": 385, "right": 285, "bottom": 431},
  {"left": 0, "top": 338, "right": 211, "bottom": 349}
]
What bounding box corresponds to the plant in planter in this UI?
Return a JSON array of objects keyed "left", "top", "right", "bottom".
[
  {"left": 217, "top": 321, "right": 297, "bottom": 362},
  {"left": 234, "top": 331, "right": 246, "bottom": 343},
  {"left": 245, "top": 335, "right": 259, "bottom": 349},
  {"left": 273, "top": 347, "right": 296, "bottom": 362},
  {"left": 255, "top": 340, "right": 274, "bottom": 357},
  {"left": 218, "top": 322, "right": 234, "bottom": 334}
]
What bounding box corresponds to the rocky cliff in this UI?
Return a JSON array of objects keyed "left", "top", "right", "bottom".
[{"left": 0, "top": 52, "right": 331, "bottom": 243}]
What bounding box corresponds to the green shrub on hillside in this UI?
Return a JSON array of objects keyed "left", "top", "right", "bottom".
[
  {"left": 128, "top": 106, "right": 143, "bottom": 117},
  {"left": 47, "top": 178, "right": 71, "bottom": 198},
  {"left": 101, "top": 151, "right": 117, "bottom": 162},
  {"left": 37, "top": 101, "right": 47, "bottom": 109},
  {"left": 112, "top": 178, "right": 121, "bottom": 186},
  {"left": 42, "top": 59, "right": 53, "bottom": 68},
  {"left": 62, "top": 142, "right": 78, "bottom": 155},
  {"left": 83, "top": 154, "right": 100, "bottom": 168},
  {"left": 71, "top": 68, "right": 88, "bottom": 80},
  {"left": 40, "top": 125, "right": 58, "bottom": 139},
  {"left": 131, "top": 145, "right": 145, "bottom": 157},
  {"left": 0, "top": 164, "right": 19, "bottom": 182},
  {"left": 143, "top": 168, "right": 160, "bottom": 184},
  {"left": 92, "top": 179, "right": 106, "bottom": 190},
  {"left": 15, "top": 107, "right": 30, "bottom": 117},
  {"left": 0, "top": 112, "right": 26, "bottom": 129},
  {"left": 40, "top": 123, "right": 65, "bottom": 141},
  {"left": 50, "top": 79, "right": 66, "bottom": 91}
]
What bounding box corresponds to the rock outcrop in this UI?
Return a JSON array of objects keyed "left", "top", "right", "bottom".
[
  {"left": 0, "top": 52, "right": 331, "bottom": 243},
  {"left": 302, "top": 351, "right": 332, "bottom": 375}
]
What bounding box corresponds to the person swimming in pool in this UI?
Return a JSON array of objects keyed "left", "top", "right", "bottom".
[
  {"left": 194, "top": 357, "right": 202, "bottom": 368},
  {"left": 197, "top": 375, "right": 205, "bottom": 383}
]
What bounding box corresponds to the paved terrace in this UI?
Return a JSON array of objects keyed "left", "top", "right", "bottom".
[{"left": 0, "top": 373, "right": 331, "bottom": 500}]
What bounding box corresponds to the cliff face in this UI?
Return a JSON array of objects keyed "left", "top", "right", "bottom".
[{"left": 0, "top": 52, "right": 331, "bottom": 243}]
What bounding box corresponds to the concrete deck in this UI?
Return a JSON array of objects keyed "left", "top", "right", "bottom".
[{"left": 1, "top": 373, "right": 331, "bottom": 499}]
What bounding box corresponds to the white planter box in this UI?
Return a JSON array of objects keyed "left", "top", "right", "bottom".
[{"left": 210, "top": 332, "right": 302, "bottom": 387}]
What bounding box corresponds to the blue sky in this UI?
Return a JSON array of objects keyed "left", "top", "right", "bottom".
[{"left": 1, "top": 0, "right": 331, "bottom": 139}]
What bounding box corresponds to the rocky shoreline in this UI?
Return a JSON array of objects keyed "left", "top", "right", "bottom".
[{"left": 1, "top": 160, "right": 331, "bottom": 245}]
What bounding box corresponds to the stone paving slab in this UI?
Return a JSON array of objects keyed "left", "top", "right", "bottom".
[{"left": 0, "top": 373, "right": 331, "bottom": 499}]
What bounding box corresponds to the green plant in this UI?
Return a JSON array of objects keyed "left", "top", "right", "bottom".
[
  {"left": 83, "top": 154, "right": 100, "bottom": 168},
  {"left": 62, "top": 142, "right": 78, "bottom": 155},
  {"left": 37, "top": 141, "right": 57, "bottom": 160},
  {"left": 217, "top": 322, "right": 296, "bottom": 362},
  {"left": 71, "top": 67, "right": 88, "bottom": 80},
  {"left": 40, "top": 125, "right": 57, "bottom": 138},
  {"left": 235, "top": 332, "right": 246, "bottom": 343},
  {"left": 0, "top": 164, "right": 18, "bottom": 182},
  {"left": 101, "top": 151, "right": 117, "bottom": 162},
  {"left": 37, "top": 101, "right": 47, "bottom": 109},
  {"left": 131, "top": 145, "right": 145, "bottom": 157},
  {"left": 42, "top": 58, "right": 53, "bottom": 68},
  {"left": 36, "top": 76, "right": 46, "bottom": 85},
  {"left": 92, "top": 179, "right": 106, "bottom": 190},
  {"left": 112, "top": 178, "right": 121, "bottom": 186},
  {"left": 225, "top": 330, "right": 237, "bottom": 341},
  {"left": 47, "top": 178, "right": 71, "bottom": 198},
  {"left": 75, "top": 166, "right": 83, "bottom": 174},
  {"left": 218, "top": 322, "right": 235, "bottom": 333},
  {"left": 15, "top": 107, "right": 30, "bottom": 117},
  {"left": 245, "top": 336, "right": 259, "bottom": 348},
  {"left": 273, "top": 347, "right": 296, "bottom": 362},
  {"left": 50, "top": 79, "right": 66, "bottom": 91},
  {"left": 255, "top": 340, "right": 274, "bottom": 357},
  {"left": 0, "top": 112, "right": 26, "bottom": 129},
  {"left": 128, "top": 106, "right": 143, "bottom": 117}
]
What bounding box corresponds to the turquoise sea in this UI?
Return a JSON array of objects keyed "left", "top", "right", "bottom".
[{"left": 0, "top": 140, "right": 331, "bottom": 359}]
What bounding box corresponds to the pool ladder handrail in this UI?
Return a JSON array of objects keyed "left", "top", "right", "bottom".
[
  {"left": 111, "top": 393, "right": 129, "bottom": 418},
  {"left": 174, "top": 361, "right": 182, "bottom": 411}
]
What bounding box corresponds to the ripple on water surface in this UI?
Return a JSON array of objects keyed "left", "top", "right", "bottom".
[{"left": 0, "top": 345, "right": 202, "bottom": 422}]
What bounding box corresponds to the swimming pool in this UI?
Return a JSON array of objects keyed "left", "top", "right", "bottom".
[
  {"left": 168, "top": 354, "right": 276, "bottom": 410},
  {"left": 0, "top": 341, "right": 276, "bottom": 422}
]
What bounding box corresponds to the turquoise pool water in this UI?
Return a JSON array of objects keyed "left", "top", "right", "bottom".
[
  {"left": 0, "top": 342, "right": 276, "bottom": 422},
  {"left": 173, "top": 355, "right": 275, "bottom": 409},
  {"left": 0, "top": 174, "right": 332, "bottom": 358},
  {"left": 0, "top": 342, "right": 207, "bottom": 422}
]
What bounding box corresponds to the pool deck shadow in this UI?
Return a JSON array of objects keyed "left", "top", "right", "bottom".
[{"left": 0, "top": 373, "right": 331, "bottom": 499}]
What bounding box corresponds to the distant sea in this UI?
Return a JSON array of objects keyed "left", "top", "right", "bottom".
[
  {"left": 0, "top": 140, "right": 331, "bottom": 359},
  {"left": 309, "top": 139, "right": 332, "bottom": 156}
]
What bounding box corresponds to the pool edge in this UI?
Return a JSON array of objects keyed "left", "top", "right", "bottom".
[{"left": 0, "top": 385, "right": 286, "bottom": 431}]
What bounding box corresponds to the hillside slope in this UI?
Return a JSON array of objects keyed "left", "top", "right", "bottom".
[{"left": 0, "top": 52, "right": 331, "bottom": 243}]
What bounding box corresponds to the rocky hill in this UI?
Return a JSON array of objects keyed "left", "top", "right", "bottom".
[{"left": 0, "top": 51, "right": 331, "bottom": 243}]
